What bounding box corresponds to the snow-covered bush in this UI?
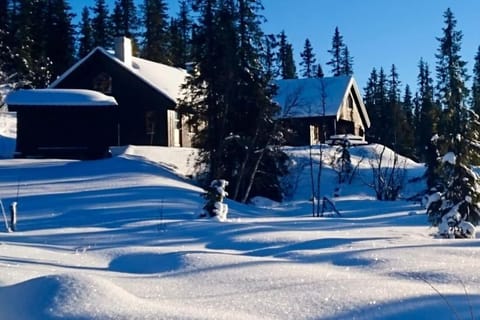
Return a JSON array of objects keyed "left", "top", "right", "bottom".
[{"left": 201, "top": 179, "right": 229, "bottom": 221}]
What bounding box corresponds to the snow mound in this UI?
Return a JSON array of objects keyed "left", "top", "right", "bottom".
[{"left": 0, "top": 273, "right": 245, "bottom": 320}]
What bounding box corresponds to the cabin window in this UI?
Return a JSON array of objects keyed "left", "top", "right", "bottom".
[
  {"left": 145, "top": 111, "right": 158, "bottom": 145},
  {"left": 347, "top": 94, "right": 354, "bottom": 109},
  {"left": 92, "top": 72, "right": 112, "bottom": 94}
]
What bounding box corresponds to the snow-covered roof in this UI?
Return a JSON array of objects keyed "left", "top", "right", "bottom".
[
  {"left": 273, "top": 76, "right": 354, "bottom": 118},
  {"left": 49, "top": 47, "right": 188, "bottom": 104},
  {"left": 5, "top": 89, "right": 118, "bottom": 106}
]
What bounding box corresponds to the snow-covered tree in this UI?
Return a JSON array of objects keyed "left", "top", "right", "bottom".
[
  {"left": 426, "top": 120, "right": 480, "bottom": 238},
  {"left": 201, "top": 179, "right": 229, "bottom": 221}
]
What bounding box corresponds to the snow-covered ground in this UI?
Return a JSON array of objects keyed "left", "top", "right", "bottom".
[{"left": 0, "top": 116, "right": 479, "bottom": 319}]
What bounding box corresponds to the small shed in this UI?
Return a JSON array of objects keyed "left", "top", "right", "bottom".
[{"left": 6, "top": 89, "right": 118, "bottom": 159}]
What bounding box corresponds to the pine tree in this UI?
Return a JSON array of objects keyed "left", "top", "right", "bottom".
[
  {"left": 364, "top": 68, "right": 379, "bottom": 142},
  {"left": 385, "top": 64, "right": 404, "bottom": 150},
  {"left": 91, "top": 0, "right": 112, "bottom": 48},
  {"left": 341, "top": 45, "right": 354, "bottom": 76},
  {"left": 168, "top": 0, "right": 191, "bottom": 67},
  {"left": 44, "top": 0, "right": 76, "bottom": 77},
  {"left": 9, "top": 0, "right": 52, "bottom": 87},
  {"left": 327, "top": 26, "right": 344, "bottom": 76},
  {"left": 276, "top": 30, "right": 296, "bottom": 79},
  {"left": 435, "top": 8, "right": 469, "bottom": 137},
  {"left": 425, "top": 9, "right": 480, "bottom": 238},
  {"left": 78, "top": 6, "right": 94, "bottom": 58},
  {"left": 141, "top": 0, "right": 170, "bottom": 63},
  {"left": 178, "top": 0, "right": 287, "bottom": 202},
  {"left": 111, "top": 0, "right": 140, "bottom": 41},
  {"left": 472, "top": 45, "right": 480, "bottom": 115},
  {"left": 300, "top": 38, "right": 316, "bottom": 78},
  {"left": 397, "top": 84, "right": 416, "bottom": 158},
  {"left": 426, "top": 110, "right": 480, "bottom": 238},
  {"left": 314, "top": 63, "right": 324, "bottom": 78}
]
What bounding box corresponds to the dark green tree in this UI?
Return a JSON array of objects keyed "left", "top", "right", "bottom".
[
  {"left": 168, "top": 0, "right": 192, "bottom": 67},
  {"left": 111, "top": 0, "right": 140, "bottom": 40},
  {"left": 426, "top": 110, "right": 480, "bottom": 238},
  {"left": 327, "top": 26, "right": 344, "bottom": 76},
  {"left": 435, "top": 8, "right": 469, "bottom": 137},
  {"left": 178, "top": 0, "right": 287, "bottom": 202},
  {"left": 314, "top": 63, "right": 324, "bottom": 78},
  {"left": 300, "top": 38, "right": 316, "bottom": 78},
  {"left": 472, "top": 45, "right": 480, "bottom": 115},
  {"left": 399, "top": 84, "right": 416, "bottom": 158},
  {"left": 91, "top": 0, "right": 112, "bottom": 48},
  {"left": 8, "top": 0, "right": 52, "bottom": 87},
  {"left": 341, "top": 45, "right": 354, "bottom": 76},
  {"left": 44, "top": 0, "right": 76, "bottom": 77},
  {"left": 78, "top": 6, "right": 94, "bottom": 58},
  {"left": 276, "top": 30, "right": 296, "bottom": 79},
  {"left": 141, "top": 0, "right": 170, "bottom": 63}
]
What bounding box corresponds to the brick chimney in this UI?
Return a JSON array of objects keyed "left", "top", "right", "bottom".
[{"left": 114, "top": 37, "right": 132, "bottom": 67}]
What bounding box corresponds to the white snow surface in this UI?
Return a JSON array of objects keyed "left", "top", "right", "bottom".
[
  {"left": 5, "top": 89, "right": 118, "bottom": 106},
  {"left": 0, "top": 132, "right": 479, "bottom": 318}
]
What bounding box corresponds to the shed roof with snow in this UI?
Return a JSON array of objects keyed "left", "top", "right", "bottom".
[{"left": 5, "top": 89, "right": 118, "bottom": 107}]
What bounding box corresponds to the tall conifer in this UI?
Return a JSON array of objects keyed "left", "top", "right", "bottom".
[
  {"left": 300, "top": 38, "right": 316, "bottom": 78},
  {"left": 78, "top": 6, "right": 94, "bottom": 58}
]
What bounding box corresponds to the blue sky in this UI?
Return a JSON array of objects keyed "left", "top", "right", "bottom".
[{"left": 71, "top": 0, "right": 480, "bottom": 93}]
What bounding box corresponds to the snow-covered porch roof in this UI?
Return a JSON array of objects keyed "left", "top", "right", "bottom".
[{"left": 5, "top": 89, "right": 118, "bottom": 107}]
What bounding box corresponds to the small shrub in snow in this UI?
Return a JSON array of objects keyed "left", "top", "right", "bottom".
[{"left": 201, "top": 179, "right": 229, "bottom": 221}]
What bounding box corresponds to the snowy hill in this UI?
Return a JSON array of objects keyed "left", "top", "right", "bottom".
[{"left": 0, "top": 118, "right": 479, "bottom": 319}]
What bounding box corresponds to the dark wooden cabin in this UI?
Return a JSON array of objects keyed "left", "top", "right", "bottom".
[
  {"left": 49, "top": 37, "right": 191, "bottom": 148},
  {"left": 6, "top": 89, "right": 118, "bottom": 159},
  {"left": 273, "top": 76, "right": 370, "bottom": 146}
]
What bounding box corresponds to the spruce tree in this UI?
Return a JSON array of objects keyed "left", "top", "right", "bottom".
[
  {"left": 141, "top": 0, "right": 170, "bottom": 64},
  {"left": 111, "top": 0, "right": 140, "bottom": 41},
  {"left": 472, "top": 45, "right": 480, "bottom": 115},
  {"left": 91, "top": 0, "right": 112, "bottom": 48},
  {"left": 435, "top": 8, "right": 469, "bottom": 138},
  {"left": 44, "top": 0, "right": 76, "bottom": 77},
  {"left": 425, "top": 8, "right": 480, "bottom": 238},
  {"left": 416, "top": 59, "right": 440, "bottom": 186},
  {"left": 385, "top": 64, "right": 404, "bottom": 151},
  {"left": 300, "top": 38, "right": 316, "bottom": 78},
  {"left": 327, "top": 26, "right": 344, "bottom": 76},
  {"left": 314, "top": 63, "right": 324, "bottom": 78},
  {"left": 168, "top": 0, "right": 192, "bottom": 67},
  {"left": 341, "top": 46, "right": 354, "bottom": 76},
  {"left": 9, "top": 0, "right": 52, "bottom": 87},
  {"left": 364, "top": 68, "right": 379, "bottom": 142},
  {"left": 178, "top": 0, "right": 287, "bottom": 202},
  {"left": 400, "top": 84, "right": 416, "bottom": 158},
  {"left": 276, "top": 30, "right": 296, "bottom": 79},
  {"left": 78, "top": 6, "right": 94, "bottom": 58},
  {"left": 426, "top": 110, "right": 480, "bottom": 238}
]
